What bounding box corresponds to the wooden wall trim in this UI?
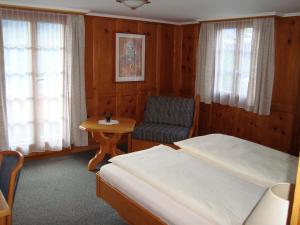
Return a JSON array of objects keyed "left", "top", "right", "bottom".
[
  {"left": 88, "top": 12, "right": 184, "bottom": 25},
  {"left": 198, "top": 15, "right": 276, "bottom": 23},
  {"left": 25, "top": 145, "right": 98, "bottom": 161}
]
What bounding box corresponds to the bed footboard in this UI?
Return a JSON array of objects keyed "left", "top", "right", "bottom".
[{"left": 96, "top": 172, "right": 166, "bottom": 225}]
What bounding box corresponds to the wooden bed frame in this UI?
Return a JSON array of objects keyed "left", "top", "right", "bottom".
[
  {"left": 291, "top": 156, "right": 300, "bottom": 225},
  {"left": 96, "top": 159, "right": 300, "bottom": 225},
  {"left": 96, "top": 173, "right": 166, "bottom": 225}
]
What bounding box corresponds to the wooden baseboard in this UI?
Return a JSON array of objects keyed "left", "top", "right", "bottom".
[{"left": 25, "top": 144, "right": 99, "bottom": 161}]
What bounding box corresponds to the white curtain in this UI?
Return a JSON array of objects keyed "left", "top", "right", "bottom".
[
  {"left": 65, "top": 15, "right": 88, "bottom": 147},
  {"left": 0, "top": 16, "right": 8, "bottom": 149},
  {"left": 195, "top": 18, "right": 275, "bottom": 115},
  {"left": 0, "top": 8, "right": 87, "bottom": 154}
]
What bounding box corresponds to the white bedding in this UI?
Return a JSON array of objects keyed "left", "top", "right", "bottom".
[
  {"left": 100, "top": 164, "right": 215, "bottom": 225},
  {"left": 175, "top": 134, "right": 299, "bottom": 187},
  {"left": 109, "top": 145, "right": 266, "bottom": 225}
]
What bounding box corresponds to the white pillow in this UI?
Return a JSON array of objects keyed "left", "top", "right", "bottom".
[{"left": 175, "top": 134, "right": 299, "bottom": 187}]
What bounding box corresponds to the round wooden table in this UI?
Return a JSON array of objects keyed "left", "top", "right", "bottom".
[{"left": 79, "top": 117, "right": 136, "bottom": 171}]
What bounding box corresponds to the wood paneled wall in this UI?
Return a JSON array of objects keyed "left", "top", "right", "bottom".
[
  {"left": 85, "top": 16, "right": 177, "bottom": 124},
  {"left": 85, "top": 15, "right": 300, "bottom": 155},
  {"left": 179, "top": 24, "right": 199, "bottom": 97},
  {"left": 176, "top": 17, "right": 300, "bottom": 155}
]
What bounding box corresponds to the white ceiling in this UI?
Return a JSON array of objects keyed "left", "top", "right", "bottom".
[{"left": 2, "top": 0, "right": 300, "bottom": 22}]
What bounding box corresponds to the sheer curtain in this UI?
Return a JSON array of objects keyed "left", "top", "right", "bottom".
[
  {"left": 0, "top": 18, "right": 8, "bottom": 149},
  {"left": 0, "top": 8, "right": 87, "bottom": 154},
  {"left": 195, "top": 18, "right": 275, "bottom": 115}
]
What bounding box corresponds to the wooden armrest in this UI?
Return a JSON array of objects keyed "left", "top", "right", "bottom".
[{"left": 0, "top": 191, "right": 10, "bottom": 218}]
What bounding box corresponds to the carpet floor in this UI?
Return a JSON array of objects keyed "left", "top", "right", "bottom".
[{"left": 13, "top": 151, "right": 128, "bottom": 225}]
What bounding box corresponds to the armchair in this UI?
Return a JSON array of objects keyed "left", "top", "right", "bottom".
[
  {"left": 131, "top": 95, "right": 200, "bottom": 151},
  {"left": 0, "top": 150, "right": 24, "bottom": 225}
]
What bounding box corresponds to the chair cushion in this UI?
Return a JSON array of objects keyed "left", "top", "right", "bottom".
[
  {"left": 133, "top": 123, "right": 190, "bottom": 144},
  {"left": 144, "top": 96, "right": 195, "bottom": 128}
]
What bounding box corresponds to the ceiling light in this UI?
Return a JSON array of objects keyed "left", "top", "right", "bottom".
[{"left": 116, "top": 0, "right": 150, "bottom": 10}]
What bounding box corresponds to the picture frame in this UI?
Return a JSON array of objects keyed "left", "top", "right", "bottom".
[{"left": 115, "top": 33, "right": 145, "bottom": 82}]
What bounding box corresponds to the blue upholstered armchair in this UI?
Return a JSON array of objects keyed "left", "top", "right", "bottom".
[
  {"left": 132, "top": 96, "right": 200, "bottom": 151},
  {"left": 0, "top": 150, "right": 24, "bottom": 225}
]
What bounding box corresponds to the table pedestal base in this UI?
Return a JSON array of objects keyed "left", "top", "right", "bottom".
[{"left": 88, "top": 132, "right": 123, "bottom": 171}]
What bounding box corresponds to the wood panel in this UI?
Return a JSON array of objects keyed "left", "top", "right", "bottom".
[
  {"left": 157, "top": 24, "right": 176, "bottom": 95},
  {"left": 86, "top": 15, "right": 300, "bottom": 154},
  {"left": 180, "top": 24, "right": 199, "bottom": 97},
  {"left": 178, "top": 17, "right": 300, "bottom": 155},
  {"left": 172, "top": 26, "right": 182, "bottom": 97},
  {"left": 85, "top": 16, "right": 178, "bottom": 131}
]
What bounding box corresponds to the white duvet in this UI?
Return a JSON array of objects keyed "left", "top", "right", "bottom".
[
  {"left": 175, "top": 134, "right": 299, "bottom": 187},
  {"left": 100, "top": 164, "right": 215, "bottom": 225},
  {"left": 109, "top": 145, "right": 266, "bottom": 225}
]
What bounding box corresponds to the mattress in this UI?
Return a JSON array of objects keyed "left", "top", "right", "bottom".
[
  {"left": 174, "top": 134, "right": 299, "bottom": 187},
  {"left": 100, "top": 164, "right": 215, "bottom": 225},
  {"left": 106, "top": 145, "right": 266, "bottom": 225}
]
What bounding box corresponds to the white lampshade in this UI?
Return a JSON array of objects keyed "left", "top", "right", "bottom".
[
  {"left": 245, "top": 183, "right": 294, "bottom": 225},
  {"left": 116, "top": 0, "right": 150, "bottom": 10}
]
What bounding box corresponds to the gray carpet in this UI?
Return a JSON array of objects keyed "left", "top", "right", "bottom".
[{"left": 13, "top": 151, "right": 128, "bottom": 225}]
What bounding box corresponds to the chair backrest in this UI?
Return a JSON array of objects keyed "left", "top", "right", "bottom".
[
  {"left": 144, "top": 96, "right": 195, "bottom": 128},
  {"left": 0, "top": 150, "right": 24, "bottom": 208}
]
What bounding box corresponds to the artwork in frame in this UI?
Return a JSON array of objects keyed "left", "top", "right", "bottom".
[{"left": 116, "top": 33, "right": 145, "bottom": 82}]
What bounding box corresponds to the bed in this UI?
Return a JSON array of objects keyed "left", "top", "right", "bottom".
[{"left": 96, "top": 134, "right": 299, "bottom": 225}]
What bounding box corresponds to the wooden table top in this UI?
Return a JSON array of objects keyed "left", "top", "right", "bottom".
[
  {"left": 79, "top": 117, "right": 136, "bottom": 134},
  {"left": 0, "top": 190, "right": 10, "bottom": 217}
]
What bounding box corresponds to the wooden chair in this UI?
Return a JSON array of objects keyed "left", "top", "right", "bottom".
[
  {"left": 131, "top": 95, "right": 200, "bottom": 152},
  {"left": 0, "top": 151, "right": 24, "bottom": 225}
]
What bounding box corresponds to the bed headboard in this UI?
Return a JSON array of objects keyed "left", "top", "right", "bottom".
[{"left": 291, "top": 157, "right": 300, "bottom": 225}]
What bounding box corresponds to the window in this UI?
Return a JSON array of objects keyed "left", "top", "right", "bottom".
[
  {"left": 0, "top": 9, "right": 87, "bottom": 154},
  {"left": 214, "top": 25, "right": 253, "bottom": 101},
  {"left": 2, "top": 16, "right": 66, "bottom": 152},
  {"left": 196, "top": 18, "right": 275, "bottom": 115}
]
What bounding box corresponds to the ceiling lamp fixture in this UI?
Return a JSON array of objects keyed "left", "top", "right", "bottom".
[{"left": 116, "top": 0, "right": 150, "bottom": 10}]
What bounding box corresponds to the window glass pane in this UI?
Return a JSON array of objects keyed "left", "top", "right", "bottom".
[
  {"left": 36, "top": 22, "right": 64, "bottom": 143},
  {"left": 215, "top": 26, "right": 253, "bottom": 100},
  {"left": 2, "top": 19, "right": 34, "bottom": 149},
  {"left": 215, "top": 28, "right": 236, "bottom": 94},
  {"left": 2, "top": 19, "right": 65, "bottom": 152},
  {"left": 239, "top": 27, "right": 253, "bottom": 98}
]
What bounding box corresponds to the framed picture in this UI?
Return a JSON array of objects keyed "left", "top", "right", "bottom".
[{"left": 116, "top": 33, "right": 145, "bottom": 82}]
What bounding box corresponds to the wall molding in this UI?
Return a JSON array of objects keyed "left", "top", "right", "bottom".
[
  {"left": 281, "top": 12, "right": 300, "bottom": 17},
  {"left": 196, "top": 12, "right": 300, "bottom": 22},
  {"left": 85, "top": 11, "right": 300, "bottom": 25},
  {"left": 0, "top": 1, "right": 90, "bottom": 14},
  {"left": 196, "top": 12, "right": 278, "bottom": 22},
  {"left": 87, "top": 12, "right": 182, "bottom": 25},
  {"left": 0, "top": 1, "right": 299, "bottom": 25}
]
